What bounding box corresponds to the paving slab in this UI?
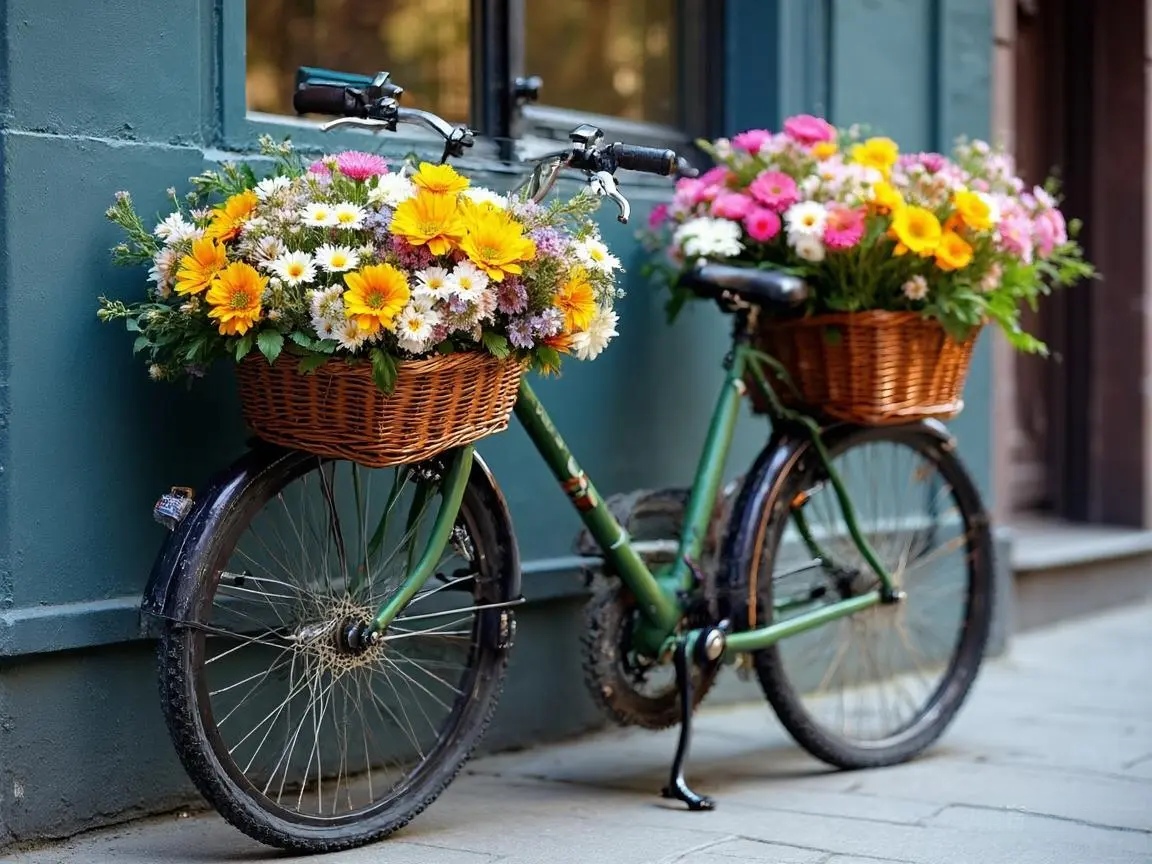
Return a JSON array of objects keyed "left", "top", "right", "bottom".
[{"left": 5, "top": 603, "right": 1152, "bottom": 864}]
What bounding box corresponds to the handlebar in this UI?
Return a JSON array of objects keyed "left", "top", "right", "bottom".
[{"left": 292, "top": 66, "right": 699, "bottom": 222}]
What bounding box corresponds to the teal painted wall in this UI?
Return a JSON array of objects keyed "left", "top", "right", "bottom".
[{"left": 0, "top": 0, "right": 994, "bottom": 844}]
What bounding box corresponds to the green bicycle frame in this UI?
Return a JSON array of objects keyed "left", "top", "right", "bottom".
[{"left": 371, "top": 339, "right": 893, "bottom": 658}]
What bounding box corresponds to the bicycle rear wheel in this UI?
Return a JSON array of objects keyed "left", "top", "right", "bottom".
[
  {"left": 156, "top": 447, "right": 517, "bottom": 852},
  {"left": 724, "top": 423, "right": 994, "bottom": 768}
]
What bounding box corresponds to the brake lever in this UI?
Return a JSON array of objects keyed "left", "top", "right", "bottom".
[
  {"left": 588, "top": 170, "right": 630, "bottom": 224},
  {"left": 320, "top": 117, "right": 394, "bottom": 134}
]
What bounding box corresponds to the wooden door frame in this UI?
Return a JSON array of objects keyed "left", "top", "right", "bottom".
[{"left": 992, "top": 0, "right": 1150, "bottom": 528}]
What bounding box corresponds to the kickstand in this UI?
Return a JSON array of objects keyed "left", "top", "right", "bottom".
[{"left": 660, "top": 636, "right": 716, "bottom": 811}]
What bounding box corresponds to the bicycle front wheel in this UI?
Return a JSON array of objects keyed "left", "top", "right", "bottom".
[
  {"left": 156, "top": 447, "right": 517, "bottom": 852},
  {"left": 727, "top": 423, "right": 994, "bottom": 769}
]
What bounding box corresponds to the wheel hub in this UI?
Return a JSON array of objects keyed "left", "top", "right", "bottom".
[{"left": 291, "top": 599, "right": 385, "bottom": 674}]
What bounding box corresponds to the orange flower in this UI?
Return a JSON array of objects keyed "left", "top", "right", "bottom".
[
  {"left": 174, "top": 237, "right": 227, "bottom": 295},
  {"left": 205, "top": 190, "right": 259, "bottom": 243},
  {"left": 411, "top": 161, "right": 470, "bottom": 195},
  {"left": 935, "top": 230, "right": 974, "bottom": 271},
  {"left": 458, "top": 202, "right": 537, "bottom": 281},
  {"left": 389, "top": 189, "right": 466, "bottom": 256},
  {"left": 343, "top": 264, "right": 411, "bottom": 335},
  {"left": 205, "top": 262, "right": 266, "bottom": 336},
  {"left": 554, "top": 270, "right": 597, "bottom": 333}
]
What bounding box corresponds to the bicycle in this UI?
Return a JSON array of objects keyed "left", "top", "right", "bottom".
[{"left": 142, "top": 68, "right": 995, "bottom": 853}]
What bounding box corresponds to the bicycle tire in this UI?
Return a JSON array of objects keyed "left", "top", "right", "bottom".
[
  {"left": 721, "top": 422, "right": 994, "bottom": 769},
  {"left": 155, "top": 447, "right": 518, "bottom": 852}
]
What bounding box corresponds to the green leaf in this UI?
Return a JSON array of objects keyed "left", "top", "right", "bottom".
[
  {"left": 481, "top": 331, "right": 511, "bottom": 360},
  {"left": 370, "top": 347, "right": 398, "bottom": 395},
  {"left": 297, "top": 354, "right": 329, "bottom": 374},
  {"left": 132, "top": 335, "right": 150, "bottom": 355},
  {"left": 257, "top": 330, "right": 285, "bottom": 365},
  {"left": 234, "top": 333, "right": 255, "bottom": 362}
]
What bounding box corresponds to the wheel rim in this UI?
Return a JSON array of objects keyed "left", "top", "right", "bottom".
[
  {"left": 187, "top": 456, "right": 498, "bottom": 826},
  {"left": 763, "top": 436, "right": 980, "bottom": 746}
]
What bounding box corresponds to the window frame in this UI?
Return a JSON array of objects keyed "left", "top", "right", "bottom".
[{"left": 221, "top": 0, "right": 724, "bottom": 176}]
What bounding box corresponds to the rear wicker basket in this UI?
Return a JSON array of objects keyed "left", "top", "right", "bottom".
[
  {"left": 750, "top": 311, "right": 980, "bottom": 425},
  {"left": 236, "top": 351, "right": 524, "bottom": 468}
]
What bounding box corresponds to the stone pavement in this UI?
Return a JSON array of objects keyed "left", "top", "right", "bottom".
[{"left": 7, "top": 603, "right": 1152, "bottom": 864}]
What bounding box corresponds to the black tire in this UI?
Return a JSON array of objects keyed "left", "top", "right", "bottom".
[
  {"left": 156, "top": 449, "right": 517, "bottom": 852},
  {"left": 723, "top": 423, "right": 994, "bottom": 769},
  {"left": 581, "top": 577, "right": 718, "bottom": 729}
]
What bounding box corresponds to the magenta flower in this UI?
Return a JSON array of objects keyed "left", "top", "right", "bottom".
[
  {"left": 334, "top": 150, "right": 389, "bottom": 180},
  {"left": 748, "top": 170, "right": 799, "bottom": 211},
  {"left": 823, "top": 204, "right": 866, "bottom": 250},
  {"left": 732, "top": 129, "right": 773, "bottom": 154},
  {"left": 783, "top": 114, "right": 836, "bottom": 146},
  {"left": 744, "top": 207, "right": 782, "bottom": 243},
  {"left": 711, "top": 192, "right": 753, "bottom": 221},
  {"left": 648, "top": 202, "right": 670, "bottom": 230}
]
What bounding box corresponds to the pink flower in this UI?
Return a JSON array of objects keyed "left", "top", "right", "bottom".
[
  {"left": 698, "top": 166, "right": 731, "bottom": 187},
  {"left": 783, "top": 114, "right": 835, "bottom": 146},
  {"left": 648, "top": 203, "right": 670, "bottom": 230},
  {"left": 919, "top": 152, "right": 947, "bottom": 173},
  {"left": 732, "top": 129, "right": 773, "bottom": 154},
  {"left": 822, "top": 204, "right": 866, "bottom": 250},
  {"left": 307, "top": 159, "right": 331, "bottom": 176},
  {"left": 1032, "top": 208, "right": 1067, "bottom": 257},
  {"left": 748, "top": 171, "right": 799, "bottom": 211},
  {"left": 744, "top": 207, "right": 782, "bottom": 243},
  {"left": 334, "top": 150, "right": 389, "bottom": 180},
  {"left": 998, "top": 206, "right": 1034, "bottom": 263},
  {"left": 711, "top": 192, "right": 753, "bottom": 220}
]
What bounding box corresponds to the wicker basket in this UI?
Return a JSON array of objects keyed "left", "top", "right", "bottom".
[
  {"left": 235, "top": 351, "right": 525, "bottom": 468},
  {"left": 749, "top": 311, "right": 980, "bottom": 425}
]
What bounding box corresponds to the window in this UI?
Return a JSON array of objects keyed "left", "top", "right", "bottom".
[
  {"left": 245, "top": 0, "right": 720, "bottom": 146},
  {"left": 246, "top": 0, "right": 472, "bottom": 124}
]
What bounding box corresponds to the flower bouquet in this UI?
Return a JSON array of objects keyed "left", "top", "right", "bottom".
[
  {"left": 98, "top": 137, "right": 623, "bottom": 466},
  {"left": 641, "top": 115, "right": 1094, "bottom": 424}
]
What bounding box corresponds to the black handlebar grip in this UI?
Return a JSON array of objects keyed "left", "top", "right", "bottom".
[
  {"left": 292, "top": 84, "right": 363, "bottom": 117},
  {"left": 609, "top": 143, "right": 678, "bottom": 176}
]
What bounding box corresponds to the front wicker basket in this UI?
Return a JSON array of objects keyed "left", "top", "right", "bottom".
[
  {"left": 236, "top": 351, "right": 525, "bottom": 468},
  {"left": 750, "top": 311, "right": 980, "bottom": 425}
]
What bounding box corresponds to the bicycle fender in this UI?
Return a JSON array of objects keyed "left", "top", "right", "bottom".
[
  {"left": 139, "top": 443, "right": 298, "bottom": 637},
  {"left": 715, "top": 419, "right": 957, "bottom": 628},
  {"left": 138, "top": 446, "right": 521, "bottom": 635}
]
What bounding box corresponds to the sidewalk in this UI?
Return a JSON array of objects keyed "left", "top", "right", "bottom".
[{"left": 8, "top": 603, "right": 1152, "bottom": 864}]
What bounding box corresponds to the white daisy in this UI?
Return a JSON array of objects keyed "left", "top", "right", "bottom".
[
  {"left": 332, "top": 202, "right": 367, "bottom": 229},
  {"left": 254, "top": 176, "right": 292, "bottom": 201},
  {"left": 413, "top": 266, "right": 453, "bottom": 301},
  {"left": 902, "top": 275, "right": 929, "bottom": 301},
  {"left": 269, "top": 251, "right": 317, "bottom": 286},
  {"left": 309, "top": 286, "right": 345, "bottom": 328},
  {"left": 314, "top": 243, "right": 360, "bottom": 273},
  {"left": 672, "top": 217, "right": 744, "bottom": 258},
  {"left": 575, "top": 237, "right": 622, "bottom": 273},
  {"left": 367, "top": 174, "right": 416, "bottom": 208},
  {"left": 395, "top": 305, "right": 436, "bottom": 353},
  {"left": 784, "top": 201, "right": 829, "bottom": 239},
  {"left": 314, "top": 318, "right": 339, "bottom": 340},
  {"left": 462, "top": 187, "right": 509, "bottom": 209},
  {"left": 447, "top": 261, "right": 491, "bottom": 302},
  {"left": 153, "top": 212, "right": 200, "bottom": 244},
  {"left": 568, "top": 307, "right": 620, "bottom": 361},
  {"left": 792, "top": 234, "right": 826, "bottom": 262},
  {"left": 147, "top": 247, "right": 179, "bottom": 296},
  {"left": 301, "top": 202, "right": 338, "bottom": 227},
  {"left": 251, "top": 236, "right": 288, "bottom": 270},
  {"left": 335, "top": 318, "right": 370, "bottom": 352}
]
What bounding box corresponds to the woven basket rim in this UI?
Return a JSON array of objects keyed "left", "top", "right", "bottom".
[
  {"left": 760, "top": 309, "right": 978, "bottom": 336},
  {"left": 239, "top": 349, "right": 524, "bottom": 374}
]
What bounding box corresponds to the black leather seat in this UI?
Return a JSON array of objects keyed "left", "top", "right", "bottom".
[{"left": 682, "top": 261, "right": 809, "bottom": 309}]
